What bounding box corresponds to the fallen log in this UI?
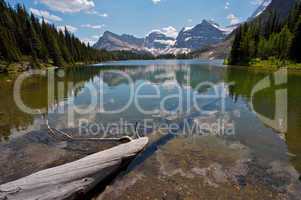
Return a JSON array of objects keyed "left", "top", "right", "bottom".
[{"left": 0, "top": 137, "right": 149, "bottom": 200}]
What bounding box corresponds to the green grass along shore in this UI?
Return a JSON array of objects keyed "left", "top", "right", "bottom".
[
  {"left": 224, "top": 57, "right": 301, "bottom": 70},
  {"left": 0, "top": 58, "right": 98, "bottom": 74}
]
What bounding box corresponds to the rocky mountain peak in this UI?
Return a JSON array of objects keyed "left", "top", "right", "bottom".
[
  {"left": 144, "top": 31, "right": 176, "bottom": 49},
  {"left": 175, "top": 20, "right": 226, "bottom": 50}
]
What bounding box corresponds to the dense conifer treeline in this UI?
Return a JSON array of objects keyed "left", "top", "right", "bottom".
[
  {"left": 0, "top": 0, "right": 153, "bottom": 69},
  {"left": 228, "top": 2, "right": 301, "bottom": 65}
]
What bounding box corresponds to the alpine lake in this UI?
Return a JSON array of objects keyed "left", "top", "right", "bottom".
[{"left": 0, "top": 59, "right": 301, "bottom": 199}]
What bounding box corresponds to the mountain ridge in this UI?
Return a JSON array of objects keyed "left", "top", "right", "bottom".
[
  {"left": 93, "top": 19, "right": 232, "bottom": 55},
  {"left": 174, "top": 20, "right": 232, "bottom": 50},
  {"left": 192, "top": 0, "right": 297, "bottom": 60},
  {"left": 249, "top": 0, "right": 272, "bottom": 19},
  {"left": 93, "top": 0, "right": 289, "bottom": 57}
]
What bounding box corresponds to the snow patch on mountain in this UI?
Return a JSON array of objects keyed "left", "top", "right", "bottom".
[
  {"left": 250, "top": 0, "right": 272, "bottom": 19},
  {"left": 154, "top": 39, "right": 176, "bottom": 46},
  {"left": 146, "top": 47, "right": 191, "bottom": 56},
  {"left": 183, "top": 26, "right": 194, "bottom": 32},
  {"left": 175, "top": 20, "right": 228, "bottom": 50},
  {"left": 94, "top": 19, "right": 239, "bottom": 55},
  {"left": 209, "top": 22, "right": 238, "bottom": 35}
]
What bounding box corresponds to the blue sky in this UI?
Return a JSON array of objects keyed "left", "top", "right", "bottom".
[{"left": 9, "top": 0, "right": 264, "bottom": 44}]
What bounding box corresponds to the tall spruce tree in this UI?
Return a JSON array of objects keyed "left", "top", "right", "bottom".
[
  {"left": 0, "top": 1, "right": 153, "bottom": 67},
  {"left": 290, "top": 16, "right": 301, "bottom": 62},
  {"left": 229, "top": 27, "right": 242, "bottom": 65},
  {"left": 228, "top": 1, "right": 301, "bottom": 65}
]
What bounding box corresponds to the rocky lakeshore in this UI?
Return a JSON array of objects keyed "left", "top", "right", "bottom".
[{"left": 95, "top": 134, "right": 301, "bottom": 200}]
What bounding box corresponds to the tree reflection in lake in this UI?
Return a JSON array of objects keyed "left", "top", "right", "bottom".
[
  {"left": 0, "top": 60, "right": 301, "bottom": 199},
  {"left": 226, "top": 67, "right": 301, "bottom": 173}
]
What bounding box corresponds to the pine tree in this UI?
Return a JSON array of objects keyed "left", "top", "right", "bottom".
[
  {"left": 58, "top": 30, "right": 71, "bottom": 63},
  {"left": 287, "top": 3, "right": 301, "bottom": 32},
  {"left": 229, "top": 27, "right": 242, "bottom": 65},
  {"left": 229, "top": 1, "right": 301, "bottom": 64},
  {"left": 48, "top": 33, "right": 64, "bottom": 66},
  {"left": 0, "top": 1, "right": 146, "bottom": 67},
  {"left": 290, "top": 16, "right": 301, "bottom": 62},
  {"left": 257, "top": 36, "right": 268, "bottom": 59},
  {"left": 0, "top": 26, "right": 21, "bottom": 61},
  {"left": 276, "top": 25, "right": 292, "bottom": 59}
]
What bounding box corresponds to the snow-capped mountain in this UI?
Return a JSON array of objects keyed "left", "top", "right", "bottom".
[
  {"left": 93, "top": 30, "right": 184, "bottom": 55},
  {"left": 175, "top": 20, "right": 228, "bottom": 50},
  {"left": 93, "top": 20, "right": 235, "bottom": 55},
  {"left": 143, "top": 31, "right": 190, "bottom": 56},
  {"left": 93, "top": 0, "right": 296, "bottom": 56},
  {"left": 210, "top": 22, "right": 239, "bottom": 35},
  {"left": 93, "top": 30, "right": 189, "bottom": 55},
  {"left": 144, "top": 31, "right": 176, "bottom": 49},
  {"left": 250, "top": 0, "right": 296, "bottom": 20},
  {"left": 205, "top": 20, "right": 237, "bottom": 34},
  {"left": 250, "top": 0, "right": 272, "bottom": 19}
]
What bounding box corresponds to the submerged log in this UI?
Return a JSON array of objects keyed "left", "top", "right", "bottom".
[{"left": 0, "top": 137, "right": 149, "bottom": 200}]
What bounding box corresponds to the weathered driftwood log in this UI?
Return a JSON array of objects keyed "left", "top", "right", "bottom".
[{"left": 0, "top": 137, "right": 149, "bottom": 200}]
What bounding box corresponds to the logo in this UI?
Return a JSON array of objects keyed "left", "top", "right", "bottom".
[{"left": 250, "top": 69, "right": 287, "bottom": 133}]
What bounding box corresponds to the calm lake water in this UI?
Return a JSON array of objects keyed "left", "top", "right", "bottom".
[{"left": 0, "top": 59, "right": 301, "bottom": 198}]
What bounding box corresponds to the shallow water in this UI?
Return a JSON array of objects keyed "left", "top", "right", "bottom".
[{"left": 0, "top": 59, "right": 301, "bottom": 198}]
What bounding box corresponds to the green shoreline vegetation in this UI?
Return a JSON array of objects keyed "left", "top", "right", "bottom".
[
  {"left": 224, "top": 57, "right": 301, "bottom": 70},
  {"left": 0, "top": 1, "right": 154, "bottom": 74},
  {"left": 228, "top": 2, "right": 301, "bottom": 68}
]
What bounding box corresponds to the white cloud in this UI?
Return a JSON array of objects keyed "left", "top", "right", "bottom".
[
  {"left": 39, "top": 18, "right": 51, "bottom": 24},
  {"left": 149, "top": 26, "right": 178, "bottom": 38},
  {"left": 81, "top": 38, "right": 94, "bottom": 45},
  {"left": 81, "top": 24, "right": 105, "bottom": 29},
  {"left": 162, "top": 26, "right": 178, "bottom": 38},
  {"left": 187, "top": 19, "right": 193, "bottom": 23},
  {"left": 57, "top": 25, "right": 78, "bottom": 33},
  {"left": 39, "top": 0, "right": 95, "bottom": 13},
  {"left": 225, "top": 2, "right": 230, "bottom": 9},
  {"left": 30, "top": 8, "right": 62, "bottom": 22},
  {"left": 152, "top": 0, "right": 161, "bottom": 5},
  {"left": 227, "top": 14, "right": 240, "bottom": 25},
  {"left": 100, "top": 13, "right": 108, "bottom": 17},
  {"left": 86, "top": 10, "right": 109, "bottom": 17},
  {"left": 81, "top": 36, "right": 98, "bottom": 45}
]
